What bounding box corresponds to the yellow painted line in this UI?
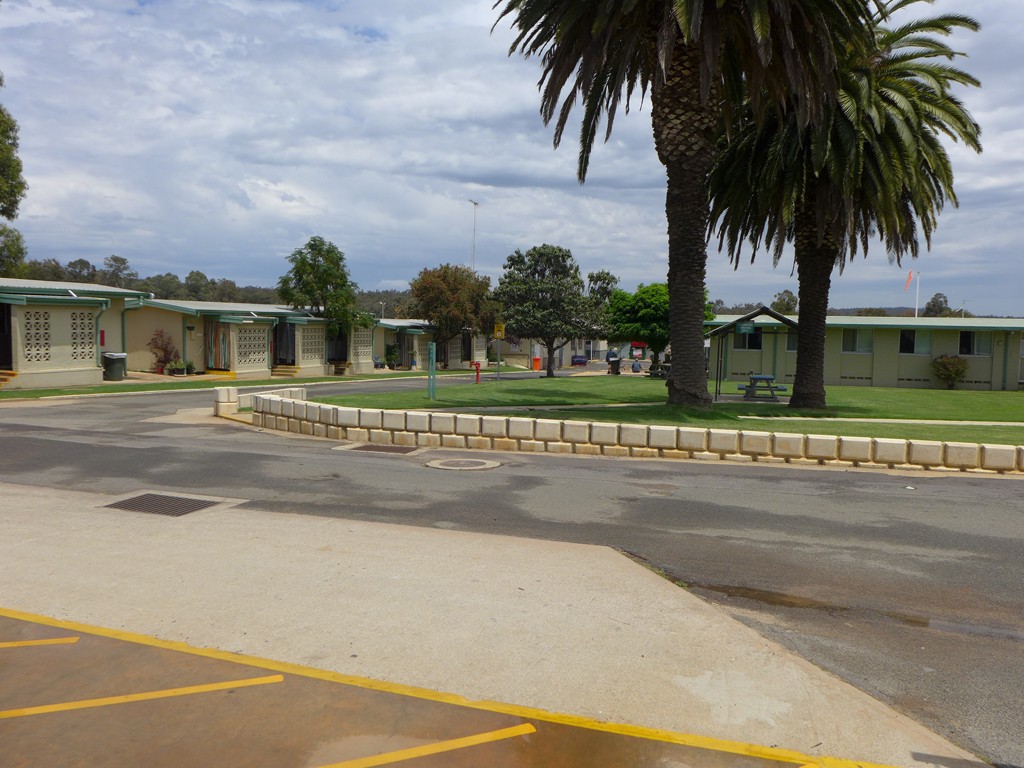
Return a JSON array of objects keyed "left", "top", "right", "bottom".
[
  {"left": 0, "top": 674, "right": 283, "bottom": 719},
  {"left": 0, "top": 636, "right": 79, "bottom": 649},
  {"left": 0, "top": 607, "right": 896, "bottom": 768},
  {"left": 321, "top": 723, "right": 536, "bottom": 768}
]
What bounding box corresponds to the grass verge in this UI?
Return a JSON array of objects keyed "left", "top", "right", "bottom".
[{"left": 314, "top": 376, "right": 1024, "bottom": 445}]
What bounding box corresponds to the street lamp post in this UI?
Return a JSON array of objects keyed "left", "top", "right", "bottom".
[
  {"left": 379, "top": 301, "right": 385, "bottom": 320},
  {"left": 468, "top": 199, "right": 479, "bottom": 272}
]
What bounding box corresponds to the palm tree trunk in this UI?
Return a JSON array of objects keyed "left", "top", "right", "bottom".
[
  {"left": 652, "top": 40, "right": 716, "bottom": 408},
  {"left": 790, "top": 210, "right": 837, "bottom": 410}
]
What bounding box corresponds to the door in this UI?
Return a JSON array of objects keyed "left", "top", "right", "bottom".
[
  {"left": 327, "top": 331, "right": 348, "bottom": 362},
  {"left": 205, "top": 320, "right": 231, "bottom": 370},
  {"left": 0, "top": 304, "right": 12, "bottom": 369},
  {"left": 274, "top": 323, "right": 296, "bottom": 366}
]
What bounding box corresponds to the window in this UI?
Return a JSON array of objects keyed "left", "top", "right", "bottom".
[
  {"left": 899, "top": 330, "right": 931, "bottom": 355},
  {"left": 733, "top": 328, "right": 762, "bottom": 350},
  {"left": 959, "top": 331, "right": 992, "bottom": 356},
  {"left": 786, "top": 332, "right": 798, "bottom": 352},
  {"left": 842, "top": 329, "right": 873, "bottom": 353}
]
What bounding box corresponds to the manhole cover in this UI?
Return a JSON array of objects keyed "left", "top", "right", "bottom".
[
  {"left": 349, "top": 444, "right": 419, "bottom": 455},
  {"left": 425, "top": 459, "right": 500, "bottom": 471},
  {"left": 104, "top": 493, "right": 219, "bottom": 517}
]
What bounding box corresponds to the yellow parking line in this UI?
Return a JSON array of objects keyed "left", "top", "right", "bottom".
[
  {"left": 0, "top": 608, "right": 898, "bottom": 768},
  {"left": 0, "top": 636, "right": 79, "bottom": 649},
  {"left": 0, "top": 674, "right": 283, "bottom": 719},
  {"left": 321, "top": 723, "right": 536, "bottom": 768}
]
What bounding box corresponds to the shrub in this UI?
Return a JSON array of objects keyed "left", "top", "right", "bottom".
[
  {"left": 384, "top": 343, "right": 400, "bottom": 369},
  {"left": 146, "top": 329, "right": 180, "bottom": 370},
  {"left": 931, "top": 354, "right": 969, "bottom": 389}
]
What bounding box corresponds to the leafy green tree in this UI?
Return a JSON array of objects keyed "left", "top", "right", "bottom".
[
  {"left": 923, "top": 292, "right": 951, "bottom": 317},
  {"left": 210, "top": 278, "right": 240, "bottom": 303},
  {"left": 237, "top": 284, "right": 280, "bottom": 304},
  {"left": 495, "top": 0, "right": 875, "bottom": 406},
  {"left": 607, "top": 284, "right": 670, "bottom": 367},
  {"left": 710, "top": 0, "right": 981, "bottom": 408},
  {"left": 22, "top": 258, "right": 66, "bottom": 281},
  {"left": 64, "top": 259, "right": 98, "bottom": 283},
  {"left": 183, "top": 270, "right": 213, "bottom": 301},
  {"left": 609, "top": 283, "right": 714, "bottom": 368},
  {"left": 0, "top": 224, "right": 25, "bottom": 277},
  {"left": 0, "top": 97, "right": 27, "bottom": 221},
  {"left": 98, "top": 255, "right": 138, "bottom": 288},
  {"left": 137, "top": 272, "right": 186, "bottom": 299},
  {"left": 277, "top": 236, "right": 370, "bottom": 336},
  {"left": 494, "top": 244, "right": 610, "bottom": 377},
  {"left": 410, "top": 264, "right": 492, "bottom": 351},
  {"left": 771, "top": 290, "right": 798, "bottom": 314},
  {"left": 357, "top": 289, "right": 415, "bottom": 319}
]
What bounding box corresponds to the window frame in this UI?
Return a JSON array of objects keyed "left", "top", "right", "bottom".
[
  {"left": 732, "top": 327, "right": 763, "bottom": 351},
  {"left": 899, "top": 329, "right": 931, "bottom": 355},
  {"left": 959, "top": 330, "right": 992, "bottom": 356},
  {"left": 841, "top": 328, "right": 873, "bottom": 354}
]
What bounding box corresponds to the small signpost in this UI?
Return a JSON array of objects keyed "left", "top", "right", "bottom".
[
  {"left": 736, "top": 322, "right": 755, "bottom": 335},
  {"left": 427, "top": 342, "right": 437, "bottom": 400}
]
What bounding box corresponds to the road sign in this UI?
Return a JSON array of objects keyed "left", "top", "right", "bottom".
[{"left": 494, "top": 323, "right": 505, "bottom": 340}]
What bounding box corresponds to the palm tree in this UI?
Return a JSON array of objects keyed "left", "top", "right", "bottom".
[
  {"left": 493, "top": 0, "right": 876, "bottom": 407},
  {"left": 710, "top": 0, "right": 981, "bottom": 408}
]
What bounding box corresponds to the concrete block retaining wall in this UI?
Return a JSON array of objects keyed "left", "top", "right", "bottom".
[{"left": 215, "top": 388, "right": 1024, "bottom": 475}]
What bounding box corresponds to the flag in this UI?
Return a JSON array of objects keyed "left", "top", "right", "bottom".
[{"left": 904, "top": 271, "right": 913, "bottom": 292}]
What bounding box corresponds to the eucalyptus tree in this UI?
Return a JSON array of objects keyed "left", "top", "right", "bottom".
[
  {"left": 493, "top": 0, "right": 876, "bottom": 407},
  {"left": 710, "top": 0, "right": 981, "bottom": 408}
]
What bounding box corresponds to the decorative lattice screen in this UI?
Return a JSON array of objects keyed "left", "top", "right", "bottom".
[{"left": 24, "top": 311, "right": 52, "bottom": 362}]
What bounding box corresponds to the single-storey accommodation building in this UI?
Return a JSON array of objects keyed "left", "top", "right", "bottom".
[
  {"left": 128, "top": 298, "right": 336, "bottom": 379},
  {"left": 1, "top": 276, "right": 491, "bottom": 389},
  {"left": 706, "top": 310, "right": 1024, "bottom": 391},
  {"left": 0, "top": 278, "right": 152, "bottom": 390}
]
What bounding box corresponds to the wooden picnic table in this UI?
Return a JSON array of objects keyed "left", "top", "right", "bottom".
[{"left": 741, "top": 373, "right": 784, "bottom": 401}]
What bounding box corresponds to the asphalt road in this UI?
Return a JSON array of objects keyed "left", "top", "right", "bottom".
[{"left": 1, "top": 381, "right": 1021, "bottom": 768}]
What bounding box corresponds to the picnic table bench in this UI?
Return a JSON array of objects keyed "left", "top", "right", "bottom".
[{"left": 738, "top": 373, "right": 787, "bottom": 401}]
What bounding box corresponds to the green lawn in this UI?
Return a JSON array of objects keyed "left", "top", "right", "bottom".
[
  {"left": 0, "top": 368, "right": 482, "bottom": 401},
  {"left": 314, "top": 376, "right": 1024, "bottom": 445}
]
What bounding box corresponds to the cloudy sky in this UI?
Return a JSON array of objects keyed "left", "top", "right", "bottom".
[{"left": 2, "top": 0, "right": 1020, "bottom": 315}]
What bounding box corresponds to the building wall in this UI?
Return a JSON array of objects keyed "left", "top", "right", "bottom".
[
  {"left": 6, "top": 304, "right": 103, "bottom": 389},
  {"left": 235, "top": 323, "right": 273, "bottom": 375},
  {"left": 125, "top": 307, "right": 200, "bottom": 371},
  {"left": 293, "top": 325, "right": 330, "bottom": 376},
  {"left": 712, "top": 325, "right": 1023, "bottom": 392},
  {"left": 349, "top": 328, "right": 375, "bottom": 374}
]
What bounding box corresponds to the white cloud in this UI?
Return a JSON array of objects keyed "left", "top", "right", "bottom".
[{"left": 1, "top": 0, "right": 1020, "bottom": 314}]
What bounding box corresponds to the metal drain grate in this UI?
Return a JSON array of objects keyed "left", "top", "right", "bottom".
[
  {"left": 349, "top": 444, "right": 419, "bottom": 454},
  {"left": 105, "top": 493, "right": 220, "bottom": 517}
]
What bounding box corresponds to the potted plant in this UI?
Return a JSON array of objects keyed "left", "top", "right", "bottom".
[
  {"left": 167, "top": 358, "right": 187, "bottom": 376},
  {"left": 384, "top": 343, "right": 400, "bottom": 370},
  {"left": 147, "top": 329, "right": 180, "bottom": 374}
]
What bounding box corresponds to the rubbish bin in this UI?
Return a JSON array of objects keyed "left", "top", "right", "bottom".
[
  {"left": 532, "top": 357, "right": 542, "bottom": 371},
  {"left": 609, "top": 358, "right": 621, "bottom": 375},
  {"left": 102, "top": 352, "right": 127, "bottom": 381}
]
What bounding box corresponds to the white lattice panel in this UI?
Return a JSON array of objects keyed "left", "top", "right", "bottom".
[
  {"left": 353, "top": 328, "right": 373, "bottom": 359},
  {"left": 302, "top": 327, "right": 325, "bottom": 361},
  {"left": 70, "top": 312, "right": 96, "bottom": 361},
  {"left": 237, "top": 326, "right": 268, "bottom": 367},
  {"left": 24, "top": 311, "right": 52, "bottom": 362}
]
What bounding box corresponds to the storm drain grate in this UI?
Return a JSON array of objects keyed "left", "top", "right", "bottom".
[
  {"left": 105, "top": 493, "right": 220, "bottom": 517},
  {"left": 349, "top": 444, "right": 419, "bottom": 455}
]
